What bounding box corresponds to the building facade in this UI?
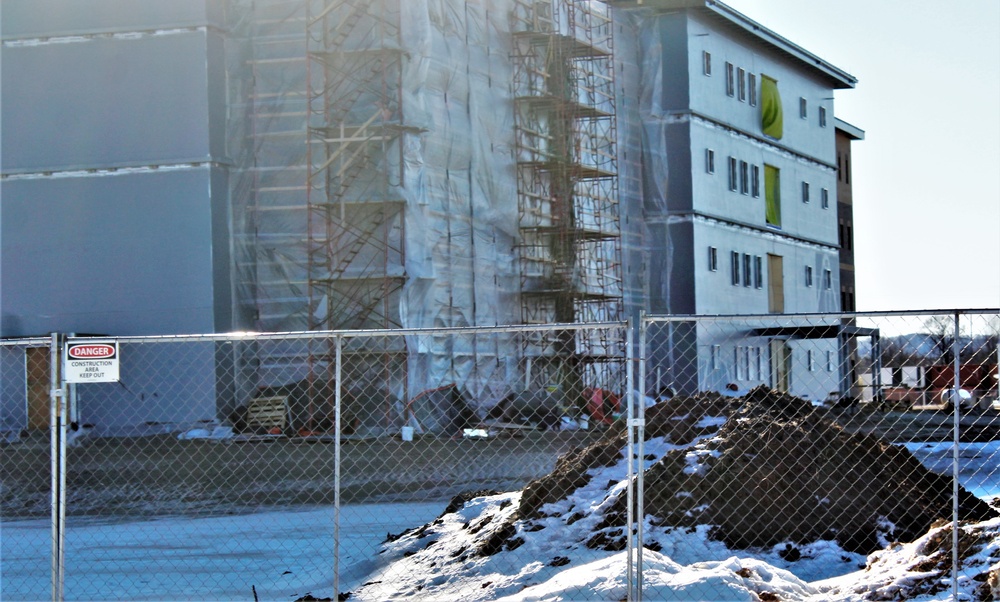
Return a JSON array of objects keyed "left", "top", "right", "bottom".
[{"left": 1, "top": 0, "right": 860, "bottom": 434}]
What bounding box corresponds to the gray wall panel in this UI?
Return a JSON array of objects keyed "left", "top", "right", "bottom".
[
  {"left": 1, "top": 0, "right": 220, "bottom": 38},
  {"left": 1, "top": 169, "right": 217, "bottom": 337},
  {"left": 1, "top": 32, "right": 210, "bottom": 171}
]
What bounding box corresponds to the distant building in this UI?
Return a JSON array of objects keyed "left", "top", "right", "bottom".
[{"left": 835, "top": 118, "right": 864, "bottom": 313}]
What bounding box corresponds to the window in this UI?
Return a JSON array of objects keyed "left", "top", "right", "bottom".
[
  {"left": 819, "top": 106, "right": 828, "bottom": 128},
  {"left": 846, "top": 225, "right": 853, "bottom": 250},
  {"left": 805, "top": 265, "right": 814, "bottom": 287},
  {"left": 753, "top": 255, "right": 763, "bottom": 288},
  {"left": 736, "top": 347, "right": 748, "bottom": 380},
  {"left": 824, "top": 268, "right": 832, "bottom": 290},
  {"left": 837, "top": 153, "right": 843, "bottom": 181},
  {"left": 751, "top": 347, "right": 762, "bottom": 380},
  {"left": 799, "top": 97, "right": 808, "bottom": 119},
  {"left": 743, "top": 254, "right": 752, "bottom": 287},
  {"left": 761, "top": 75, "right": 783, "bottom": 139},
  {"left": 706, "top": 149, "right": 715, "bottom": 174},
  {"left": 807, "top": 350, "right": 816, "bottom": 371},
  {"left": 728, "top": 157, "right": 738, "bottom": 191},
  {"left": 751, "top": 165, "right": 760, "bottom": 197},
  {"left": 838, "top": 222, "right": 845, "bottom": 247},
  {"left": 731, "top": 251, "right": 740, "bottom": 286},
  {"left": 827, "top": 350, "right": 835, "bottom": 372},
  {"left": 739, "top": 161, "right": 749, "bottom": 194},
  {"left": 712, "top": 345, "right": 722, "bottom": 369},
  {"left": 703, "top": 51, "right": 712, "bottom": 76},
  {"left": 767, "top": 254, "right": 784, "bottom": 313},
  {"left": 802, "top": 181, "right": 810, "bottom": 204},
  {"left": 748, "top": 73, "right": 757, "bottom": 106},
  {"left": 726, "top": 62, "right": 735, "bottom": 96},
  {"left": 821, "top": 187, "right": 829, "bottom": 209},
  {"left": 845, "top": 156, "right": 850, "bottom": 184},
  {"left": 708, "top": 246, "right": 718, "bottom": 271},
  {"left": 764, "top": 165, "right": 781, "bottom": 227},
  {"left": 737, "top": 67, "right": 746, "bottom": 102}
]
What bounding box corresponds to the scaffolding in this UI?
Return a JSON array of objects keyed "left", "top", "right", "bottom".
[{"left": 511, "top": 0, "right": 625, "bottom": 393}]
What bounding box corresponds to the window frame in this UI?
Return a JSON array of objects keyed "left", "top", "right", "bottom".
[
  {"left": 706, "top": 148, "right": 715, "bottom": 174},
  {"left": 805, "top": 265, "right": 814, "bottom": 287},
  {"left": 824, "top": 268, "right": 832, "bottom": 290},
  {"left": 708, "top": 246, "right": 718, "bottom": 271},
  {"left": 731, "top": 251, "right": 740, "bottom": 286},
  {"left": 725, "top": 62, "right": 735, "bottom": 97},
  {"left": 728, "top": 157, "right": 738, "bottom": 191},
  {"left": 748, "top": 73, "right": 757, "bottom": 106},
  {"left": 821, "top": 187, "right": 829, "bottom": 209},
  {"left": 739, "top": 160, "right": 749, "bottom": 195},
  {"left": 737, "top": 67, "right": 747, "bottom": 102},
  {"left": 799, "top": 97, "right": 808, "bottom": 119},
  {"left": 802, "top": 181, "right": 810, "bottom": 204},
  {"left": 819, "top": 105, "right": 828, "bottom": 128},
  {"left": 703, "top": 51, "right": 712, "bottom": 76},
  {"left": 753, "top": 255, "right": 763, "bottom": 289},
  {"left": 743, "top": 253, "right": 752, "bottom": 287},
  {"left": 751, "top": 164, "right": 760, "bottom": 198}
]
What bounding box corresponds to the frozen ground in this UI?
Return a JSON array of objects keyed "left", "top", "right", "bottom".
[{"left": 2, "top": 442, "right": 997, "bottom": 601}]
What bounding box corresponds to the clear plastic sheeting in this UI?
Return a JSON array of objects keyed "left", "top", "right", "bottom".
[{"left": 227, "top": 0, "right": 649, "bottom": 406}]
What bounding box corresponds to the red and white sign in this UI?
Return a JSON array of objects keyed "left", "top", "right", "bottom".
[{"left": 64, "top": 340, "right": 119, "bottom": 383}]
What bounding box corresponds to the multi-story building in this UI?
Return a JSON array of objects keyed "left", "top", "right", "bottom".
[
  {"left": 1, "top": 0, "right": 860, "bottom": 434},
  {"left": 615, "top": 1, "right": 860, "bottom": 400}
]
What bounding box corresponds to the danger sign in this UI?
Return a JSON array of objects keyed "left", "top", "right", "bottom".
[{"left": 64, "top": 341, "right": 120, "bottom": 383}]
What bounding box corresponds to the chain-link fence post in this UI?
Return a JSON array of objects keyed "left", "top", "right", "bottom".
[
  {"left": 951, "top": 310, "right": 961, "bottom": 601},
  {"left": 636, "top": 313, "right": 646, "bottom": 601},
  {"left": 625, "top": 317, "right": 635, "bottom": 601},
  {"left": 334, "top": 333, "right": 342, "bottom": 601},
  {"left": 48, "top": 332, "right": 66, "bottom": 602}
]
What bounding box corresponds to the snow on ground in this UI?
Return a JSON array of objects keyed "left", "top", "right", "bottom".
[{"left": 2, "top": 439, "right": 998, "bottom": 601}]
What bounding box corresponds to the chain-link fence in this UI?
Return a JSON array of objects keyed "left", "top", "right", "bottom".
[{"left": 2, "top": 312, "right": 998, "bottom": 600}]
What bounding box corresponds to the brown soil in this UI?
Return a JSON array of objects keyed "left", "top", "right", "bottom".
[{"left": 516, "top": 386, "right": 998, "bottom": 555}]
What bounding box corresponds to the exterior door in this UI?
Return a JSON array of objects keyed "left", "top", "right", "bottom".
[
  {"left": 26, "top": 347, "right": 50, "bottom": 430},
  {"left": 769, "top": 339, "right": 791, "bottom": 393}
]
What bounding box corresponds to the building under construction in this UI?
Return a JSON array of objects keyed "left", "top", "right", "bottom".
[{"left": 1, "top": 0, "right": 857, "bottom": 421}]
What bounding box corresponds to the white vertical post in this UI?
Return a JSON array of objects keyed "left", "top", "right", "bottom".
[
  {"left": 625, "top": 320, "right": 634, "bottom": 601},
  {"left": 524, "top": 357, "right": 532, "bottom": 391},
  {"left": 636, "top": 315, "right": 647, "bottom": 601},
  {"left": 334, "top": 335, "right": 343, "bottom": 601},
  {"left": 952, "top": 312, "right": 960, "bottom": 601}
]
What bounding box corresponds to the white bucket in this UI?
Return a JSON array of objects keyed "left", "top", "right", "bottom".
[{"left": 400, "top": 426, "right": 414, "bottom": 442}]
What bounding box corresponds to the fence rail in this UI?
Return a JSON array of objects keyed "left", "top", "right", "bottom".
[{"left": 1, "top": 311, "right": 997, "bottom": 601}]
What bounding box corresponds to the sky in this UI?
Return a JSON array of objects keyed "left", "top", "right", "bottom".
[{"left": 722, "top": 0, "right": 1000, "bottom": 312}]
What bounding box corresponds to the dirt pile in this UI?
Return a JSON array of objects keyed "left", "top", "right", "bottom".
[{"left": 516, "top": 386, "right": 997, "bottom": 555}]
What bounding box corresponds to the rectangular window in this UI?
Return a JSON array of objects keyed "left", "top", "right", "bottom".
[
  {"left": 819, "top": 106, "right": 828, "bottom": 127},
  {"left": 737, "top": 68, "right": 747, "bottom": 101},
  {"left": 754, "top": 255, "right": 763, "bottom": 288},
  {"left": 748, "top": 73, "right": 757, "bottom": 106},
  {"left": 706, "top": 149, "right": 715, "bottom": 174},
  {"left": 731, "top": 251, "right": 740, "bottom": 286},
  {"left": 805, "top": 265, "right": 814, "bottom": 287},
  {"left": 751, "top": 165, "right": 760, "bottom": 197},
  {"left": 802, "top": 181, "right": 810, "bottom": 204},
  {"left": 761, "top": 75, "right": 783, "bottom": 138},
  {"left": 728, "top": 157, "right": 738, "bottom": 191},
  {"left": 824, "top": 268, "right": 832, "bottom": 290},
  {"left": 752, "top": 347, "right": 762, "bottom": 380},
  {"left": 703, "top": 51, "right": 712, "bottom": 76},
  {"left": 827, "top": 350, "right": 835, "bottom": 372},
  {"left": 736, "top": 347, "right": 748, "bottom": 380},
  {"left": 739, "top": 161, "right": 749, "bottom": 194},
  {"left": 726, "top": 62, "right": 735, "bottom": 96},
  {"left": 799, "top": 97, "right": 808, "bottom": 119},
  {"left": 765, "top": 165, "right": 781, "bottom": 227},
  {"left": 712, "top": 345, "right": 721, "bottom": 369},
  {"left": 743, "top": 254, "right": 752, "bottom": 287},
  {"left": 821, "top": 187, "right": 829, "bottom": 209},
  {"left": 846, "top": 225, "right": 853, "bottom": 250},
  {"left": 767, "top": 254, "right": 784, "bottom": 313},
  {"left": 708, "top": 246, "right": 718, "bottom": 271},
  {"left": 807, "top": 349, "right": 816, "bottom": 371}
]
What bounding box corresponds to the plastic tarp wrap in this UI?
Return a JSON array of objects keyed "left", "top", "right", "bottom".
[{"left": 229, "top": 0, "right": 523, "bottom": 408}]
